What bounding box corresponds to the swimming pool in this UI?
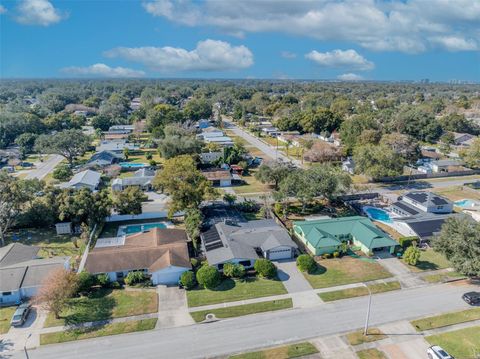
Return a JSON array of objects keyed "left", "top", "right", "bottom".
[
  {"left": 117, "top": 222, "right": 168, "bottom": 236},
  {"left": 119, "top": 162, "right": 147, "bottom": 169},
  {"left": 363, "top": 206, "right": 393, "bottom": 223},
  {"left": 454, "top": 199, "right": 479, "bottom": 208}
]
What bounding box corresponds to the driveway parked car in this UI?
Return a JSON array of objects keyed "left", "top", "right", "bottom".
[
  {"left": 462, "top": 291, "right": 480, "bottom": 306},
  {"left": 10, "top": 302, "right": 31, "bottom": 327},
  {"left": 427, "top": 345, "right": 454, "bottom": 359}
]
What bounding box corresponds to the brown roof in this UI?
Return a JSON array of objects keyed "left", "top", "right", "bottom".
[
  {"left": 202, "top": 169, "right": 232, "bottom": 181},
  {"left": 104, "top": 133, "right": 129, "bottom": 140},
  {"left": 85, "top": 228, "right": 190, "bottom": 274}
]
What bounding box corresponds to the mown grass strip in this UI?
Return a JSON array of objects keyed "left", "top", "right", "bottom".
[
  {"left": 319, "top": 281, "right": 401, "bottom": 302},
  {"left": 411, "top": 308, "right": 480, "bottom": 331},
  {"left": 346, "top": 328, "right": 386, "bottom": 346},
  {"left": 229, "top": 341, "right": 318, "bottom": 359}
]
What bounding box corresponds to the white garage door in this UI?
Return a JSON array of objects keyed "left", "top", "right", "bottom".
[
  {"left": 268, "top": 248, "right": 292, "bottom": 260},
  {"left": 153, "top": 269, "right": 186, "bottom": 285}
]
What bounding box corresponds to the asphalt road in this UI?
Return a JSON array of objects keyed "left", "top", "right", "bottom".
[
  {"left": 24, "top": 155, "right": 64, "bottom": 180},
  {"left": 14, "top": 283, "right": 476, "bottom": 359}
]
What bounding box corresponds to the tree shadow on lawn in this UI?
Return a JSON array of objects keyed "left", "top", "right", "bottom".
[
  {"left": 307, "top": 264, "right": 327, "bottom": 276},
  {"left": 62, "top": 289, "right": 115, "bottom": 326},
  {"left": 209, "top": 276, "right": 284, "bottom": 292},
  {"left": 412, "top": 260, "right": 439, "bottom": 271}
]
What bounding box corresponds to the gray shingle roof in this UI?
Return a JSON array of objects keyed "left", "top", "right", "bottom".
[
  {"left": 67, "top": 170, "right": 101, "bottom": 188},
  {"left": 0, "top": 243, "right": 39, "bottom": 268}
]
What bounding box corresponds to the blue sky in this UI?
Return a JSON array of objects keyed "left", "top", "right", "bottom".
[{"left": 1, "top": 0, "right": 479, "bottom": 81}]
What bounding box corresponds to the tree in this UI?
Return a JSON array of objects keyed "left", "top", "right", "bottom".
[
  {"left": 439, "top": 132, "right": 455, "bottom": 155},
  {"left": 15, "top": 132, "right": 37, "bottom": 158},
  {"left": 403, "top": 245, "right": 421, "bottom": 266},
  {"left": 52, "top": 164, "right": 73, "bottom": 181},
  {"left": 255, "top": 161, "right": 295, "bottom": 190},
  {"left": 439, "top": 113, "right": 479, "bottom": 135},
  {"left": 146, "top": 104, "right": 183, "bottom": 132},
  {"left": 296, "top": 254, "right": 316, "bottom": 273},
  {"left": 36, "top": 268, "right": 78, "bottom": 319},
  {"left": 223, "top": 263, "right": 245, "bottom": 278},
  {"left": 380, "top": 133, "right": 420, "bottom": 163},
  {"left": 196, "top": 265, "right": 221, "bottom": 289},
  {"left": 184, "top": 98, "right": 213, "bottom": 121},
  {"left": 394, "top": 107, "right": 442, "bottom": 143},
  {"left": 223, "top": 143, "right": 247, "bottom": 165},
  {"left": 35, "top": 129, "right": 91, "bottom": 167},
  {"left": 300, "top": 107, "right": 342, "bottom": 134},
  {"left": 77, "top": 271, "right": 96, "bottom": 295},
  {"left": 460, "top": 138, "right": 480, "bottom": 169},
  {"left": 254, "top": 259, "right": 277, "bottom": 279},
  {"left": 91, "top": 115, "right": 112, "bottom": 131},
  {"left": 339, "top": 114, "right": 378, "bottom": 153},
  {"left": 153, "top": 155, "right": 216, "bottom": 217},
  {"left": 223, "top": 193, "right": 237, "bottom": 206},
  {"left": 156, "top": 125, "right": 202, "bottom": 159},
  {"left": 124, "top": 271, "right": 148, "bottom": 286},
  {"left": 123, "top": 147, "right": 130, "bottom": 160},
  {"left": 184, "top": 208, "right": 203, "bottom": 250},
  {"left": 353, "top": 144, "right": 405, "bottom": 178},
  {"left": 433, "top": 217, "right": 480, "bottom": 277},
  {"left": 180, "top": 271, "right": 196, "bottom": 289},
  {"left": 113, "top": 187, "right": 147, "bottom": 215}
]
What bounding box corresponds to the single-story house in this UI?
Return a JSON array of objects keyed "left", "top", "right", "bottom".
[
  {"left": 111, "top": 168, "right": 155, "bottom": 191},
  {"left": 201, "top": 219, "right": 297, "bottom": 270},
  {"left": 261, "top": 127, "right": 281, "bottom": 137},
  {"left": 108, "top": 125, "right": 135, "bottom": 133},
  {"left": 203, "top": 136, "right": 234, "bottom": 147},
  {"left": 202, "top": 169, "right": 233, "bottom": 187},
  {"left": 86, "top": 150, "right": 123, "bottom": 168},
  {"left": 96, "top": 139, "right": 139, "bottom": 153},
  {"left": 103, "top": 132, "right": 130, "bottom": 141},
  {"left": 200, "top": 151, "right": 223, "bottom": 164},
  {"left": 85, "top": 228, "right": 190, "bottom": 285},
  {"left": 0, "top": 243, "right": 70, "bottom": 305},
  {"left": 430, "top": 159, "right": 464, "bottom": 173},
  {"left": 453, "top": 132, "right": 476, "bottom": 147},
  {"left": 402, "top": 215, "right": 454, "bottom": 243},
  {"left": 60, "top": 170, "right": 101, "bottom": 191},
  {"left": 293, "top": 216, "right": 398, "bottom": 256}
]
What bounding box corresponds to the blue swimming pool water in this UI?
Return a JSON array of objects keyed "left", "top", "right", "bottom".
[
  {"left": 123, "top": 222, "right": 167, "bottom": 235},
  {"left": 363, "top": 206, "right": 392, "bottom": 223},
  {"left": 454, "top": 199, "right": 478, "bottom": 208},
  {"left": 119, "top": 162, "right": 147, "bottom": 168}
]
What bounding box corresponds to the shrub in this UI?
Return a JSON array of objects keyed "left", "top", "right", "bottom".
[
  {"left": 145, "top": 152, "right": 153, "bottom": 160},
  {"left": 404, "top": 245, "right": 421, "bottom": 266},
  {"left": 340, "top": 242, "right": 349, "bottom": 254},
  {"left": 399, "top": 236, "right": 418, "bottom": 249},
  {"left": 254, "top": 259, "right": 277, "bottom": 279},
  {"left": 149, "top": 159, "right": 157, "bottom": 167},
  {"left": 190, "top": 258, "right": 199, "bottom": 269},
  {"left": 180, "top": 271, "right": 196, "bottom": 290},
  {"left": 322, "top": 253, "right": 331, "bottom": 259},
  {"left": 52, "top": 164, "right": 73, "bottom": 181},
  {"left": 296, "top": 254, "right": 316, "bottom": 273},
  {"left": 196, "top": 265, "right": 221, "bottom": 289},
  {"left": 223, "top": 263, "right": 245, "bottom": 278},
  {"left": 124, "top": 271, "right": 147, "bottom": 286},
  {"left": 77, "top": 271, "right": 96, "bottom": 294},
  {"left": 110, "top": 281, "right": 121, "bottom": 289},
  {"left": 96, "top": 273, "right": 110, "bottom": 287},
  {"left": 333, "top": 251, "right": 340, "bottom": 258}
]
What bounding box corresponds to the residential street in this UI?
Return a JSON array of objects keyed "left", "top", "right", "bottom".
[
  {"left": 11, "top": 282, "right": 477, "bottom": 359},
  {"left": 24, "top": 155, "right": 64, "bottom": 180}
]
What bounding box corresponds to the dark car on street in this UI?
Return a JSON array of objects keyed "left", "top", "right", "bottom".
[
  {"left": 10, "top": 302, "right": 31, "bottom": 327},
  {"left": 462, "top": 291, "right": 480, "bottom": 305}
]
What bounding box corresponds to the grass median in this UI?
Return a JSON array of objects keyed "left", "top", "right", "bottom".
[
  {"left": 346, "top": 328, "right": 386, "bottom": 346},
  {"left": 40, "top": 318, "right": 157, "bottom": 345},
  {"left": 319, "top": 281, "right": 401, "bottom": 302},
  {"left": 411, "top": 307, "right": 480, "bottom": 331},
  {"left": 229, "top": 342, "right": 318, "bottom": 359},
  {"left": 190, "top": 299, "right": 293, "bottom": 323},
  {"left": 425, "top": 326, "right": 480, "bottom": 358}
]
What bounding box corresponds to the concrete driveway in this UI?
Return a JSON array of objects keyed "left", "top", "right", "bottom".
[
  {"left": 377, "top": 257, "right": 425, "bottom": 288},
  {"left": 156, "top": 286, "right": 194, "bottom": 329}
]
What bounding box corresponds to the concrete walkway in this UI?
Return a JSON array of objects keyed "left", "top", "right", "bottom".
[
  {"left": 376, "top": 257, "right": 426, "bottom": 288},
  {"left": 156, "top": 286, "right": 194, "bottom": 329}
]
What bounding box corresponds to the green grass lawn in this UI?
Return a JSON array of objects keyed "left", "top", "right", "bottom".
[
  {"left": 404, "top": 249, "right": 452, "bottom": 272},
  {"left": 423, "top": 271, "right": 465, "bottom": 283},
  {"left": 425, "top": 326, "right": 480, "bottom": 358},
  {"left": 303, "top": 257, "right": 393, "bottom": 289},
  {"left": 40, "top": 318, "right": 157, "bottom": 345},
  {"left": 190, "top": 299, "right": 292, "bottom": 323},
  {"left": 346, "top": 328, "right": 386, "bottom": 346},
  {"left": 186, "top": 277, "right": 287, "bottom": 307},
  {"left": 233, "top": 170, "right": 271, "bottom": 194},
  {"left": 229, "top": 342, "right": 318, "bottom": 359},
  {"left": 5, "top": 228, "right": 83, "bottom": 258},
  {"left": 43, "top": 289, "right": 158, "bottom": 327},
  {"left": 356, "top": 349, "right": 387, "bottom": 359},
  {"left": 0, "top": 306, "right": 16, "bottom": 334},
  {"left": 319, "top": 281, "right": 401, "bottom": 302},
  {"left": 411, "top": 308, "right": 480, "bottom": 332}
]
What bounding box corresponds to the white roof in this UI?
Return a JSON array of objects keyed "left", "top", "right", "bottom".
[{"left": 95, "top": 236, "right": 125, "bottom": 248}]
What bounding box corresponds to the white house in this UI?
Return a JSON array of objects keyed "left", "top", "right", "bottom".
[
  {"left": 111, "top": 168, "right": 155, "bottom": 191},
  {"left": 391, "top": 191, "right": 454, "bottom": 216},
  {"left": 96, "top": 139, "right": 138, "bottom": 153},
  {"left": 261, "top": 127, "right": 281, "bottom": 137},
  {"left": 85, "top": 228, "right": 191, "bottom": 285},
  {"left": 60, "top": 170, "right": 101, "bottom": 191},
  {"left": 202, "top": 169, "right": 233, "bottom": 187}
]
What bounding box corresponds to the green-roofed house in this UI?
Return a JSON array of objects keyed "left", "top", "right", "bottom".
[{"left": 293, "top": 216, "right": 398, "bottom": 256}]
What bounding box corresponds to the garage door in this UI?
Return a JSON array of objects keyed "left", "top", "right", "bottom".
[
  {"left": 154, "top": 270, "right": 185, "bottom": 285},
  {"left": 268, "top": 248, "right": 292, "bottom": 260}
]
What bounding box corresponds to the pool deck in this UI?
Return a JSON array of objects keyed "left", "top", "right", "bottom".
[{"left": 116, "top": 221, "right": 174, "bottom": 236}]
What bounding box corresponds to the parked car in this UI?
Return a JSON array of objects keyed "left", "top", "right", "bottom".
[
  {"left": 462, "top": 291, "right": 480, "bottom": 305},
  {"left": 427, "top": 346, "right": 454, "bottom": 359},
  {"left": 10, "top": 302, "right": 31, "bottom": 327}
]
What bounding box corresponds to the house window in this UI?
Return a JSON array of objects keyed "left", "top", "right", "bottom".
[
  {"left": 239, "top": 260, "right": 251, "bottom": 267},
  {"left": 1, "top": 292, "right": 12, "bottom": 296},
  {"left": 218, "top": 263, "right": 224, "bottom": 270}
]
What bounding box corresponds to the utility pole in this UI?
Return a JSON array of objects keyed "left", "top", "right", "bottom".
[
  {"left": 24, "top": 333, "right": 32, "bottom": 359},
  {"left": 363, "top": 283, "right": 372, "bottom": 336}
]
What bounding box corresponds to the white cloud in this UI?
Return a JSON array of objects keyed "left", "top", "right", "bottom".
[
  {"left": 104, "top": 39, "right": 254, "bottom": 72},
  {"left": 15, "top": 0, "right": 65, "bottom": 26},
  {"left": 0, "top": 5, "right": 7, "bottom": 14},
  {"left": 142, "top": 0, "right": 480, "bottom": 53},
  {"left": 429, "top": 36, "right": 478, "bottom": 51},
  {"left": 306, "top": 49, "right": 374, "bottom": 71},
  {"left": 281, "top": 51, "right": 297, "bottom": 59},
  {"left": 61, "top": 64, "right": 145, "bottom": 78},
  {"left": 337, "top": 73, "right": 364, "bottom": 81}
]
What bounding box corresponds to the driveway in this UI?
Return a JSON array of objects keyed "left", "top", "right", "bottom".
[
  {"left": 156, "top": 286, "right": 194, "bottom": 329},
  {"left": 376, "top": 256, "right": 425, "bottom": 288}
]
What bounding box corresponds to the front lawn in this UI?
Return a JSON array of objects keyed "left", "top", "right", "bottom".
[
  {"left": 411, "top": 308, "right": 480, "bottom": 332},
  {"left": 404, "top": 249, "right": 452, "bottom": 272},
  {"left": 303, "top": 257, "right": 393, "bottom": 289},
  {"left": 423, "top": 271, "right": 465, "bottom": 283},
  {"left": 356, "top": 349, "right": 387, "bottom": 359},
  {"left": 233, "top": 170, "right": 271, "bottom": 194},
  {"left": 229, "top": 342, "right": 318, "bottom": 359},
  {"left": 346, "top": 328, "right": 386, "bottom": 346},
  {"left": 319, "top": 281, "right": 401, "bottom": 302},
  {"left": 0, "top": 306, "right": 16, "bottom": 334},
  {"left": 190, "top": 299, "right": 292, "bottom": 323},
  {"left": 43, "top": 289, "right": 158, "bottom": 327},
  {"left": 425, "top": 326, "right": 480, "bottom": 358},
  {"left": 186, "top": 277, "right": 287, "bottom": 307},
  {"left": 40, "top": 318, "right": 157, "bottom": 345}
]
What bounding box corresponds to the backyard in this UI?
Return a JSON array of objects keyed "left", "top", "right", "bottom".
[
  {"left": 303, "top": 257, "right": 393, "bottom": 289},
  {"left": 43, "top": 288, "right": 158, "bottom": 327},
  {"left": 186, "top": 277, "right": 287, "bottom": 307}
]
